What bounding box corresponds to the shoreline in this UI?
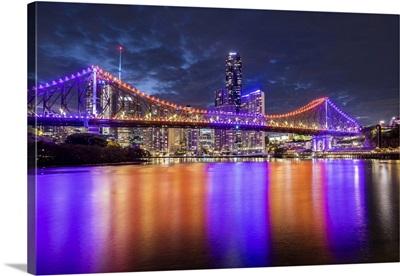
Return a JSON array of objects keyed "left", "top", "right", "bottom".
[
  {"left": 148, "top": 151, "right": 399, "bottom": 160},
  {"left": 29, "top": 159, "right": 149, "bottom": 170},
  {"left": 29, "top": 153, "right": 399, "bottom": 169},
  {"left": 281, "top": 151, "right": 399, "bottom": 160}
]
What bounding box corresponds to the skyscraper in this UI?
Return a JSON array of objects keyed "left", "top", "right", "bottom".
[
  {"left": 214, "top": 88, "right": 227, "bottom": 108},
  {"left": 213, "top": 53, "right": 243, "bottom": 153},
  {"left": 213, "top": 88, "right": 235, "bottom": 152},
  {"left": 225, "top": 53, "right": 242, "bottom": 113},
  {"left": 241, "top": 90, "right": 266, "bottom": 153},
  {"left": 241, "top": 89, "right": 265, "bottom": 115}
]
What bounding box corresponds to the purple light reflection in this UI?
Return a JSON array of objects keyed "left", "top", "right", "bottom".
[
  {"left": 36, "top": 168, "right": 111, "bottom": 274},
  {"left": 206, "top": 162, "right": 271, "bottom": 268},
  {"left": 322, "top": 160, "right": 368, "bottom": 263},
  {"left": 32, "top": 160, "right": 398, "bottom": 275}
]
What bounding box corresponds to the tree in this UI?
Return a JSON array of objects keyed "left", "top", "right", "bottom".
[
  {"left": 107, "top": 140, "right": 121, "bottom": 148},
  {"left": 361, "top": 126, "right": 378, "bottom": 148},
  {"left": 273, "top": 147, "right": 287, "bottom": 158},
  {"left": 65, "top": 133, "right": 107, "bottom": 147},
  {"left": 265, "top": 135, "right": 270, "bottom": 146},
  {"left": 88, "top": 135, "right": 108, "bottom": 147}
]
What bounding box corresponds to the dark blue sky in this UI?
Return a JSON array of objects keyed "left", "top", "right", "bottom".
[{"left": 29, "top": 1, "right": 399, "bottom": 126}]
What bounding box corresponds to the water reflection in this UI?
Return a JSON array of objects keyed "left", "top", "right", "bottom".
[
  {"left": 207, "top": 162, "right": 270, "bottom": 268},
  {"left": 34, "top": 160, "right": 399, "bottom": 274},
  {"left": 268, "top": 161, "right": 332, "bottom": 265},
  {"left": 323, "top": 160, "right": 368, "bottom": 264}
]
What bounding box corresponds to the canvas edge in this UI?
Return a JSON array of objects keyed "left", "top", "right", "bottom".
[{"left": 27, "top": 2, "right": 37, "bottom": 275}]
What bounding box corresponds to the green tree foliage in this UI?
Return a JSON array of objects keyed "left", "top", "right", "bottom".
[
  {"left": 107, "top": 140, "right": 121, "bottom": 148},
  {"left": 382, "top": 126, "right": 399, "bottom": 148},
  {"left": 293, "top": 134, "right": 312, "bottom": 142},
  {"left": 65, "top": 133, "right": 108, "bottom": 147},
  {"left": 361, "top": 126, "right": 378, "bottom": 148},
  {"left": 361, "top": 125, "right": 399, "bottom": 148},
  {"left": 273, "top": 147, "right": 288, "bottom": 158},
  {"left": 265, "top": 135, "right": 270, "bottom": 146}
]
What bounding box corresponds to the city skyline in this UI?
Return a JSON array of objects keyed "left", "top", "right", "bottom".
[{"left": 28, "top": 2, "right": 399, "bottom": 126}]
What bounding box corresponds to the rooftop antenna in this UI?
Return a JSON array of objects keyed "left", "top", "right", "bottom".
[{"left": 118, "top": 46, "right": 122, "bottom": 81}]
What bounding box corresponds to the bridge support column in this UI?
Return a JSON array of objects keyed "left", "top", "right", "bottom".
[
  {"left": 322, "top": 135, "right": 332, "bottom": 151},
  {"left": 312, "top": 135, "right": 332, "bottom": 151},
  {"left": 312, "top": 136, "right": 318, "bottom": 151}
]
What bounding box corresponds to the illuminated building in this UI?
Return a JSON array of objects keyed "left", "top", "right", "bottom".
[
  {"left": 213, "top": 53, "right": 244, "bottom": 153},
  {"left": 241, "top": 89, "right": 265, "bottom": 115},
  {"left": 225, "top": 52, "right": 242, "bottom": 113},
  {"left": 213, "top": 88, "right": 236, "bottom": 152},
  {"left": 390, "top": 117, "right": 400, "bottom": 126},
  {"left": 143, "top": 127, "right": 168, "bottom": 155},
  {"left": 35, "top": 125, "right": 84, "bottom": 144},
  {"left": 187, "top": 129, "right": 200, "bottom": 154},
  {"left": 215, "top": 88, "right": 229, "bottom": 110},
  {"left": 213, "top": 88, "right": 266, "bottom": 154},
  {"left": 214, "top": 128, "right": 235, "bottom": 153},
  {"left": 240, "top": 90, "right": 266, "bottom": 154},
  {"left": 168, "top": 128, "right": 185, "bottom": 154},
  {"left": 199, "top": 129, "right": 214, "bottom": 154}
]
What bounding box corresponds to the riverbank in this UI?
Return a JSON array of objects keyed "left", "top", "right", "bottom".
[
  {"left": 149, "top": 151, "right": 399, "bottom": 160},
  {"left": 28, "top": 140, "right": 150, "bottom": 168},
  {"left": 30, "top": 151, "right": 400, "bottom": 168},
  {"left": 28, "top": 140, "right": 400, "bottom": 169},
  {"left": 281, "top": 150, "right": 399, "bottom": 160}
]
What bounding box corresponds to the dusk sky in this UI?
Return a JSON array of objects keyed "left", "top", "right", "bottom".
[{"left": 29, "top": 1, "right": 399, "bottom": 126}]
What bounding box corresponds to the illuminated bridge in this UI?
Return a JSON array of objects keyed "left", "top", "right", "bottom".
[{"left": 28, "top": 66, "right": 361, "bottom": 150}]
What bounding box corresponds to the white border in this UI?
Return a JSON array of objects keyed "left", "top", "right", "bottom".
[{"left": 1, "top": 1, "right": 398, "bottom": 276}]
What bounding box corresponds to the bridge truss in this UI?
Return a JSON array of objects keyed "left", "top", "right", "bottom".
[{"left": 28, "top": 66, "right": 360, "bottom": 135}]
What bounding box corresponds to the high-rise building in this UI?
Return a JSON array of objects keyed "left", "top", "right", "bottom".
[
  {"left": 213, "top": 88, "right": 266, "bottom": 154},
  {"left": 214, "top": 128, "right": 235, "bottom": 153},
  {"left": 225, "top": 53, "right": 242, "bottom": 113},
  {"left": 240, "top": 90, "right": 266, "bottom": 154},
  {"left": 142, "top": 127, "right": 168, "bottom": 155},
  {"left": 214, "top": 88, "right": 235, "bottom": 152},
  {"left": 215, "top": 88, "right": 227, "bottom": 108},
  {"left": 198, "top": 129, "right": 214, "bottom": 154},
  {"left": 187, "top": 129, "right": 200, "bottom": 154},
  {"left": 215, "top": 88, "right": 234, "bottom": 113},
  {"left": 213, "top": 53, "right": 242, "bottom": 153},
  {"left": 168, "top": 128, "right": 185, "bottom": 154},
  {"left": 214, "top": 54, "right": 267, "bottom": 154},
  {"left": 241, "top": 89, "right": 265, "bottom": 115}
]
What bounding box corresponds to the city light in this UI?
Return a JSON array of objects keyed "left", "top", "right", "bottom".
[{"left": 28, "top": 61, "right": 362, "bottom": 156}]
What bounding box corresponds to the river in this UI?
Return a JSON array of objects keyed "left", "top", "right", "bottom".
[{"left": 33, "top": 158, "right": 399, "bottom": 274}]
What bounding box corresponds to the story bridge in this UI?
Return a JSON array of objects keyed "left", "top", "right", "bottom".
[{"left": 28, "top": 66, "right": 361, "bottom": 151}]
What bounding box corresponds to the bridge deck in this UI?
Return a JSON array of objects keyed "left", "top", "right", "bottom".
[{"left": 28, "top": 116, "right": 359, "bottom": 136}]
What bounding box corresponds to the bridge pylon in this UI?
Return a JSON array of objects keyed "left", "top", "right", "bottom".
[{"left": 312, "top": 135, "right": 333, "bottom": 151}]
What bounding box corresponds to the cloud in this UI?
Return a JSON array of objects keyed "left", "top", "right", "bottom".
[{"left": 30, "top": 2, "right": 399, "bottom": 126}]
